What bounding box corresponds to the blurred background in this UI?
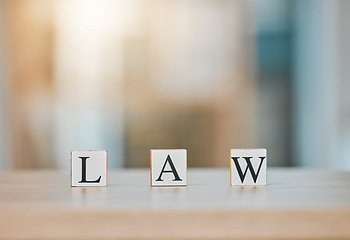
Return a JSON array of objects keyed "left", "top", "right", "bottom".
[{"left": 0, "top": 0, "right": 349, "bottom": 170}]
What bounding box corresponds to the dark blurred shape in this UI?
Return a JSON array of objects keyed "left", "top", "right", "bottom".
[{"left": 253, "top": 0, "right": 293, "bottom": 166}]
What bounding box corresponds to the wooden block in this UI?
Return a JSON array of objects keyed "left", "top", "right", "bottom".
[
  {"left": 230, "top": 149, "right": 267, "bottom": 186},
  {"left": 71, "top": 150, "right": 107, "bottom": 187},
  {"left": 150, "top": 149, "right": 187, "bottom": 187}
]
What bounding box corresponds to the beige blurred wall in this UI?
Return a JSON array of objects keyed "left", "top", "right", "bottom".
[
  {"left": 0, "top": 0, "right": 7, "bottom": 170},
  {"left": 4, "top": 0, "right": 55, "bottom": 168},
  {"left": 1, "top": 0, "right": 255, "bottom": 169},
  {"left": 123, "top": 0, "right": 255, "bottom": 167}
]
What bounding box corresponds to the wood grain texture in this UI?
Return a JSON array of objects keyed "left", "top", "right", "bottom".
[{"left": 0, "top": 168, "right": 350, "bottom": 239}]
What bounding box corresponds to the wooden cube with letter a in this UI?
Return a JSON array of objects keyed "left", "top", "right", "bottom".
[
  {"left": 230, "top": 149, "right": 267, "bottom": 186},
  {"left": 150, "top": 149, "right": 187, "bottom": 187},
  {"left": 71, "top": 150, "right": 107, "bottom": 187}
]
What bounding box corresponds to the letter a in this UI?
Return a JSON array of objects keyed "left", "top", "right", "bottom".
[
  {"left": 150, "top": 149, "right": 187, "bottom": 186},
  {"left": 156, "top": 155, "right": 182, "bottom": 181}
]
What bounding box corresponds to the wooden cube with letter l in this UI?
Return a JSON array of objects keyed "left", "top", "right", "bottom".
[
  {"left": 230, "top": 149, "right": 267, "bottom": 186},
  {"left": 150, "top": 149, "right": 187, "bottom": 186},
  {"left": 71, "top": 150, "right": 107, "bottom": 187}
]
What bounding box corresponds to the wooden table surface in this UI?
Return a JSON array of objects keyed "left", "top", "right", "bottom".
[{"left": 0, "top": 168, "right": 350, "bottom": 239}]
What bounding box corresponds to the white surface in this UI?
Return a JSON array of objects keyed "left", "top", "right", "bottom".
[
  {"left": 71, "top": 150, "right": 107, "bottom": 186},
  {"left": 230, "top": 149, "right": 267, "bottom": 185},
  {"left": 150, "top": 149, "right": 187, "bottom": 186}
]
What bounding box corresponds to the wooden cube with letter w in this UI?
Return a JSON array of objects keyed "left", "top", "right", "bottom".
[{"left": 230, "top": 149, "right": 267, "bottom": 186}]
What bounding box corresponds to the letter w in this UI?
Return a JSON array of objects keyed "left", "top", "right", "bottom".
[{"left": 231, "top": 157, "right": 265, "bottom": 183}]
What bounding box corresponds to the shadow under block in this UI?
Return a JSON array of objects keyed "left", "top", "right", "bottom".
[
  {"left": 71, "top": 150, "right": 107, "bottom": 187},
  {"left": 230, "top": 149, "right": 267, "bottom": 186},
  {"left": 150, "top": 149, "right": 187, "bottom": 186}
]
